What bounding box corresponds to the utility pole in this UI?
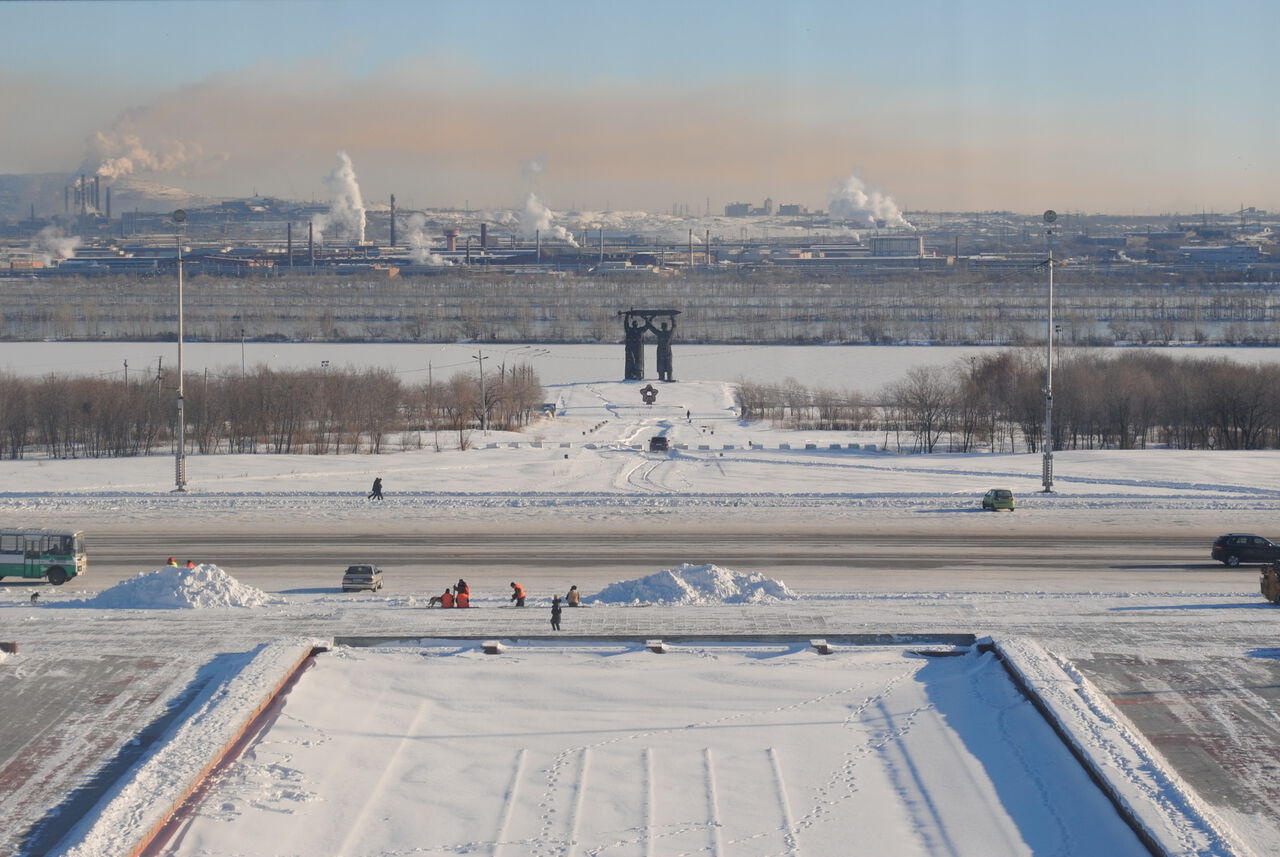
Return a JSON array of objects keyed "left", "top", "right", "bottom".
[
  {"left": 172, "top": 210, "right": 188, "bottom": 492},
  {"left": 1042, "top": 210, "right": 1057, "bottom": 493}
]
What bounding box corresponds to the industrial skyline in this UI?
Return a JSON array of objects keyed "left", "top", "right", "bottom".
[{"left": 2, "top": 0, "right": 1277, "bottom": 215}]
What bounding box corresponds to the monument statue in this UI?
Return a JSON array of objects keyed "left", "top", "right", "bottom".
[{"left": 618, "top": 309, "right": 681, "bottom": 382}]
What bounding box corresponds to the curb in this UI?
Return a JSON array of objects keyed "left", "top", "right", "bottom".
[{"left": 48, "top": 639, "right": 329, "bottom": 857}]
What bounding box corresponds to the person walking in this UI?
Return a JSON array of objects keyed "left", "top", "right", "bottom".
[
  {"left": 566, "top": 585, "right": 581, "bottom": 607},
  {"left": 550, "top": 595, "right": 562, "bottom": 631},
  {"left": 368, "top": 477, "right": 384, "bottom": 501},
  {"left": 510, "top": 581, "right": 526, "bottom": 607}
]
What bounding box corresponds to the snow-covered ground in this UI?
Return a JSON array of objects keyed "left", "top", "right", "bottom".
[{"left": 2, "top": 373, "right": 1279, "bottom": 857}]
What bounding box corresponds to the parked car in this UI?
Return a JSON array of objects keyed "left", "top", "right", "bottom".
[
  {"left": 342, "top": 564, "right": 384, "bottom": 592},
  {"left": 648, "top": 436, "right": 669, "bottom": 452},
  {"left": 1211, "top": 534, "right": 1280, "bottom": 567},
  {"left": 981, "top": 488, "right": 1016, "bottom": 511}
]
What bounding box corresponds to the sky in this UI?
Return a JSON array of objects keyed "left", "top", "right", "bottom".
[{"left": 2, "top": 0, "right": 1277, "bottom": 215}]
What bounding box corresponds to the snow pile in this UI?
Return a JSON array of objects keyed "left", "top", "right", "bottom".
[
  {"left": 80, "top": 564, "right": 274, "bottom": 609},
  {"left": 590, "top": 563, "right": 795, "bottom": 605}
]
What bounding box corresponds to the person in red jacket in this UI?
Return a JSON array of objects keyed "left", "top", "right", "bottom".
[{"left": 510, "top": 581, "right": 526, "bottom": 607}]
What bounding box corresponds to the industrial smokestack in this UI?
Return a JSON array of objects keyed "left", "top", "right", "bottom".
[
  {"left": 480, "top": 222, "right": 487, "bottom": 249},
  {"left": 105, "top": 186, "right": 111, "bottom": 221},
  {"left": 80, "top": 174, "right": 87, "bottom": 216},
  {"left": 389, "top": 194, "right": 396, "bottom": 247},
  {"left": 94, "top": 176, "right": 100, "bottom": 212},
  {"left": 64, "top": 185, "right": 69, "bottom": 215},
  {"left": 536, "top": 229, "right": 541, "bottom": 263},
  {"left": 308, "top": 221, "right": 314, "bottom": 266},
  {"left": 287, "top": 221, "right": 293, "bottom": 266}
]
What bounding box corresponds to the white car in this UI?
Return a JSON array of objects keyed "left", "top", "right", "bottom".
[{"left": 342, "top": 564, "right": 384, "bottom": 592}]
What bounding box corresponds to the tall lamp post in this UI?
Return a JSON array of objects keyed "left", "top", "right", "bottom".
[
  {"left": 1041, "top": 209, "right": 1056, "bottom": 493},
  {"left": 172, "top": 209, "right": 188, "bottom": 492},
  {"left": 474, "top": 350, "right": 489, "bottom": 431}
]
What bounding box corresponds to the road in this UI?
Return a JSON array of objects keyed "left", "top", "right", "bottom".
[{"left": 79, "top": 530, "right": 1233, "bottom": 595}]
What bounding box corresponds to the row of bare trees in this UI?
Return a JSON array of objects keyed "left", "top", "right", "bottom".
[
  {"left": 6, "top": 268, "right": 1280, "bottom": 345},
  {"left": 738, "top": 350, "right": 1280, "bottom": 453},
  {"left": 0, "top": 363, "right": 544, "bottom": 459}
]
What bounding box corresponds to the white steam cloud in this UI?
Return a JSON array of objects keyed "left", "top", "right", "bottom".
[
  {"left": 521, "top": 155, "right": 546, "bottom": 180},
  {"left": 30, "top": 225, "right": 81, "bottom": 264},
  {"left": 311, "top": 150, "right": 367, "bottom": 244},
  {"left": 403, "top": 213, "right": 450, "bottom": 266},
  {"left": 519, "top": 193, "right": 577, "bottom": 246},
  {"left": 88, "top": 128, "right": 205, "bottom": 181},
  {"left": 828, "top": 174, "right": 913, "bottom": 229}
]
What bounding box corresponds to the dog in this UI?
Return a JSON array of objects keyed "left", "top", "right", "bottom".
[
  {"left": 30, "top": 592, "right": 40, "bottom": 603},
  {"left": 427, "top": 595, "right": 444, "bottom": 607}
]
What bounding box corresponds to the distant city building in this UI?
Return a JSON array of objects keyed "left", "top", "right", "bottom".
[
  {"left": 1179, "top": 244, "right": 1263, "bottom": 264},
  {"left": 870, "top": 235, "right": 924, "bottom": 257},
  {"left": 778, "top": 204, "right": 808, "bottom": 216},
  {"left": 724, "top": 202, "right": 751, "bottom": 217}
]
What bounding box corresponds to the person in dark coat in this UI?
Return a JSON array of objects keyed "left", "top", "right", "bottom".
[
  {"left": 550, "top": 595, "right": 562, "bottom": 631},
  {"left": 368, "top": 477, "right": 384, "bottom": 501}
]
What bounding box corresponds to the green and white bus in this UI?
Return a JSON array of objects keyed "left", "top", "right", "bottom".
[{"left": 0, "top": 529, "right": 87, "bottom": 585}]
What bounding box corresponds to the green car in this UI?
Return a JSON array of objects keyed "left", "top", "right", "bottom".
[{"left": 982, "top": 488, "right": 1016, "bottom": 511}]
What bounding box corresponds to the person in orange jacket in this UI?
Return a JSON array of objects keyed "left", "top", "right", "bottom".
[
  {"left": 510, "top": 581, "right": 526, "bottom": 607},
  {"left": 456, "top": 589, "right": 469, "bottom": 608},
  {"left": 441, "top": 589, "right": 454, "bottom": 608}
]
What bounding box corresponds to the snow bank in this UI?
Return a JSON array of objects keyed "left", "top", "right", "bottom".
[
  {"left": 76, "top": 564, "right": 275, "bottom": 609},
  {"left": 49, "top": 640, "right": 324, "bottom": 857},
  {"left": 995, "top": 638, "right": 1255, "bottom": 857},
  {"left": 590, "top": 562, "right": 795, "bottom": 605}
]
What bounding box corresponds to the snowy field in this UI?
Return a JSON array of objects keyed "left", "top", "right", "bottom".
[{"left": 2, "top": 364, "right": 1279, "bottom": 857}]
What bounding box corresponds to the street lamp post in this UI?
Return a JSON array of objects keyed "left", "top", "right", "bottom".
[
  {"left": 1042, "top": 210, "right": 1056, "bottom": 493},
  {"left": 173, "top": 210, "right": 187, "bottom": 492},
  {"left": 474, "top": 350, "right": 489, "bottom": 431}
]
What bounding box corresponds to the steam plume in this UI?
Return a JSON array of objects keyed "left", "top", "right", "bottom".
[
  {"left": 312, "top": 150, "right": 367, "bottom": 244},
  {"left": 88, "top": 127, "right": 204, "bottom": 181},
  {"left": 521, "top": 155, "right": 546, "bottom": 180},
  {"left": 828, "top": 174, "right": 913, "bottom": 229},
  {"left": 519, "top": 193, "right": 577, "bottom": 246},
  {"left": 30, "top": 225, "right": 81, "bottom": 264},
  {"left": 404, "top": 213, "right": 450, "bottom": 266}
]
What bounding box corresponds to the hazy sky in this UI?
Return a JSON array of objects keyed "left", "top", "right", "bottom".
[{"left": 3, "top": 0, "right": 1276, "bottom": 214}]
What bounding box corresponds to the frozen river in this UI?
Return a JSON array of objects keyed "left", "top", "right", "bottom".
[{"left": 5, "top": 342, "right": 1280, "bottom": 393}]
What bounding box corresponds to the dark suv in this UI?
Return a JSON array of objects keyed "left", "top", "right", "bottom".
[{"left": 1211, "top": 534, "right": 1280, "bottom": 567}]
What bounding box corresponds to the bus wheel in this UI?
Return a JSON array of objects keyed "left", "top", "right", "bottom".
[{"left": 47, "top": 567, "right": 68, "bottom": 586}]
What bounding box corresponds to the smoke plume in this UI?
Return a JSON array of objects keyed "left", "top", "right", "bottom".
[
  {"left": 828, "top": 174, "right": 913, "bottom": 229},
  {"left": 518, "top": 193, "right": 577, "bottom": 246},
  {"left": 403, "top": 213, "right": 450, "bottom": 266},
  {"left": 88, "top": 127, "right": 205, "bottom": 181},
  {"left": 311, "top": 150, "right": 367, "bottom": 244},
  {"left": 30, "top": 225, "right": 81, "bottom": 264}
]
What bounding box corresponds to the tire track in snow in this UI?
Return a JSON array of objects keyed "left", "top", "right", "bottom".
[
  {"left": 491, "top": 747, "right": 528, "bottom": 857},
  {"left": 768, "top": 747, "right": 802, "bottom": 857},
  {"left": 703, "top": 747, "right": 725, "bottom": 857},
  {"left": 333, "top": 697, "right": 432, "bottom": 857}
]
